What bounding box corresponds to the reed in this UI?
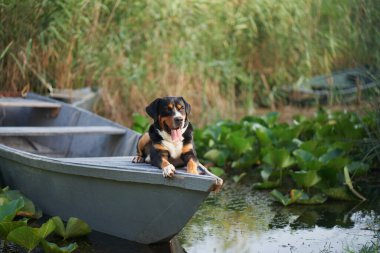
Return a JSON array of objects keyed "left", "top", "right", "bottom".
[{"left": 1, "top": 0, "right": 379, "bottom": 126}]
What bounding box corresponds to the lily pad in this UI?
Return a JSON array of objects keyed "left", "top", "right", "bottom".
[
  {"left": 0, "top": 219, "right": 28, "bottom": 240},
  {"left": 52, "top": 217, "right": 91, "bottom": 240},
  {"left": 262, "top": 148, "right": 294, "bottom": 169},
  {"left": 253, "top": 179, "right": 281, "bottom": 190},
  {"left": 7, "top": 226, "right": 41, "bottom": 251},
  {"left": 0, "top": 198, "right": 24, "bottom": 222},
  {"left": 41, "top": 240, "right": 78, "bottom": 253},
  {"left": 290, "top": 170, "right": 321, "bottom": 188}
]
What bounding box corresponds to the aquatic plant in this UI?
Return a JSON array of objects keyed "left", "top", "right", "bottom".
[
  {"left": 194, "top": 109, "right": 378, "bottom": 205},
  {"left": 0, "top": 187, "right": 89, "bottom": 253}
]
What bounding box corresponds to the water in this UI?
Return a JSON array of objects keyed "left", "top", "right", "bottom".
[
  {"left": 178, "top": 182, "right": 380, "bottom": 253},
  {"left": 6, "top": 181, "right": 377, "bottom": 253}
]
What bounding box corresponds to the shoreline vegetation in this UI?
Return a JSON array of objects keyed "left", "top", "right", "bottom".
[{"left": 1, "top": 0, "right": 380, "bottom": 126}]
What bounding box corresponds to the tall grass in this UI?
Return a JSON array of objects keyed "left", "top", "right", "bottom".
[{"left": 1, "top": 0, "right": 379, "bottom": 125}]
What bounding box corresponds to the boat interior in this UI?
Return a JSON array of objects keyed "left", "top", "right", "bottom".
[{"left": 0, "top": 95, "right": 140, "bottom": 159}]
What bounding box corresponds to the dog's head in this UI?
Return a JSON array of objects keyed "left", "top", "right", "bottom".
[{"left": 146, "top": 97, "right": 191, "bottom": 142}]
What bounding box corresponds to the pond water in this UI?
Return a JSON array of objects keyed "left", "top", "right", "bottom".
[
  {"left": 178, "top": 182, "right": 380, "bottom": 253},
  {"left": 6, "top": 181, "right": 378, "bottom": 253}
]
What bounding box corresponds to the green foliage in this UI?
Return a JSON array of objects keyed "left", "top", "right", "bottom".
[
  {"left": 41, "top": 240, "right": 78, "bottom": 253},
  {"left": 7, "top": 219, "right": 55, "bottom": 252},
  {"left": 195, "top": 110, "right": 377, "bottom": 205},
  {"left": 0, "top": 187, "right": 91, "bottom": 252},
  {"left": 131, "top": 113, "right": 150, "bottom": 134},
  {"left": 2, "top": 0, "right": 380, "bottom": 125},
  {"left": 52, "top": 216, "right": 91, "bottom": 240}
]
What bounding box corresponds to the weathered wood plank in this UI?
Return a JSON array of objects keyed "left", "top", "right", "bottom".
[
  {"left": 0, "top": 98, "right": 61, "bottom": 108},
  {"left": 0, "top": 126, "right": 126, "bottom": 136}
]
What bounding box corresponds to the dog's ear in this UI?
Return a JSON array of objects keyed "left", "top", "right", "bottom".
[
  {"left": 180, "top": 97, "right": 191, "bottom": 116},
  {"left": 146, "top": 98, "right": 161, "bottom": 121}
]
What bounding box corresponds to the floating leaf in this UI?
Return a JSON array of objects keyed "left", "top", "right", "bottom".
[
  {"left": 0, "top": 198, "right": 24, "bottom": 222},
  {"left": 253, "top": 179, "right": 281, "bottom": 190},
  {"left": 203, "top": 149, "right": 228, "bottom": 167},
  {"left": 296, "top": 193, "right": 327, "bottom": 205},
  {"left": 7, "top": 226, "right": 41, "bottom": 251},
  {"left": 270, "top": 190, "right": 296, "bottom": 206},
  {"left": 0, "top": 219, "right": 28, "bottom": 240},
  {"left": 225, "top": 131, "right": 253, "bottom": 156},
  {"left": 262, "top": 148, "right": 294, "bottom": 169},
  {"left": 209, "top": 167, "right": 225, "bottom": 177},
  {"left": 53, "top": 217, "right": 91, "bottom": 240},
  {"left": 290, "top": 170, "right": 321, "bottom": 188},
  {"left": 231, "top": 154, "right": 258, "bottom": 169},
  {"left": 260, "top": 166, "right": 273, "bottom": 181},
  {"left": 1, "top": 190, "right": 42, "bottom": 219},
  {"left": 232, "top": 173, "right": 246, "bottom": 183},
  {"left": 41, "top": 240, "right": 78, "bottom": 253},
  {"left": 38, "top": 219, "right": 56, "bottom": 239}
]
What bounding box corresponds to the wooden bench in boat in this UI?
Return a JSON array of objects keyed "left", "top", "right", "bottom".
[
  {"left": 0, "top": 126, "right": 126, "bottom": 136},
  {"left": 0, "top": 97, "right": 62, "bottom": 117},
  {"left": 0, "top": 98, "right": 61, "bottom": 109}
]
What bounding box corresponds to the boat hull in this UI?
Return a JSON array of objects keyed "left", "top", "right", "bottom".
[{"left": 0, "top": 146, "right": 214, "bottom": 244}]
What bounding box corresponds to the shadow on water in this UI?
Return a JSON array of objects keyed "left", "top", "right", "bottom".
[{"left": 73, "top": 232, "right": 186, "bottom": 253}]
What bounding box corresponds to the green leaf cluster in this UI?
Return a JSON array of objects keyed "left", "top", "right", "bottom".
[
  {"left": 0, "top": 187, "right": 90, "bottom": 253},
  {"left": 195, "top": 110, "right": 377, "bottom": 206}
]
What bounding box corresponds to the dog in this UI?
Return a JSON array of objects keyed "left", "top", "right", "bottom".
[{"left": 132, "top": 97, "right": 199, "bottom": 178}]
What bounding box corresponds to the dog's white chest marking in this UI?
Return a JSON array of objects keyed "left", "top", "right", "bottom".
[
  {"left": 162, "top": 140, "right": 183, "bottom": 159},
  {"left": 157, "top": 125, "right": 188, "bottom": 159}
]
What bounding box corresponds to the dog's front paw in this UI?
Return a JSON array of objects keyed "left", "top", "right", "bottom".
[
  {"left": 132, "top": 156, "right": 145, "bottom": 163},
  {"left": 162, "top": 164, "right": 176, "bottom": 178}
]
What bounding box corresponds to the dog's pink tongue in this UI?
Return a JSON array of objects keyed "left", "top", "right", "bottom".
[{"left": 171, "top": 129, "right": 182, "bottom": 142}]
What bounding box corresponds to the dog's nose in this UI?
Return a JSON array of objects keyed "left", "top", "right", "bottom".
[{"left": 174, "top": 117, "right": 183, "bottom": 125}]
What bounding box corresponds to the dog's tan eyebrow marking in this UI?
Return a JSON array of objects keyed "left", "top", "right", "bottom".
[
  {"left": 182, "top": 143, "right": 193, "bottom": 153},
  {"left": 176, "top": 103, "right": 183, "bottom": 110},
  {"left": 154, "top": 143, "right": 168, "bottom": 151},
  {"left": 168, "top": 103, "right": 174, "bottom": 109}
]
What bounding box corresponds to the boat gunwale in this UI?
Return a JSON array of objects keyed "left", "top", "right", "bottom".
[{"left": 0, "top": 144, "right": 217, "bottom": 192}]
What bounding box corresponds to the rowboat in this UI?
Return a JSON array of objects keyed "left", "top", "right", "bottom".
[{"left": 0, "top": 93, "right": 222, "bottom": 244}]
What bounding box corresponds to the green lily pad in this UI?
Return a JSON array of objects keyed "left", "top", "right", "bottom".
[
  {"left": 290, "top": 170, "right": 321, "bottom": 188},
  {"left": 262, "top": 148, "right": 294, "bottom": 169},
  {"left": 209, "top": 167, "right": 225, "bottom": 177},
  {"left": 0, "top": 198, "right": 24, "bottom": 222},
  {"left": 41, "top": 240, "right": 78, "bottom": 253},
  {"left": 52, "top": 217, "right": 91, "bottom": 240},
  {"left": 253, "top": 179, "right": 281, "bottom": 190},
  {"left": 0, "top": 219, "right": 28, "bottom": 240},
  {"left": 7, "top": 226, "right": 41, "bottom": 251},
  {"left": 270, "top": 189, "right": 302, "bottom": 206},
  {"left": 203, "top": 149, "right": 228, "bottom": 167}
]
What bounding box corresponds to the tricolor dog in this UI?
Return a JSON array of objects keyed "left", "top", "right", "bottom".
[{"left": 132, "top": 97, "right": 199, "bottom": 178}]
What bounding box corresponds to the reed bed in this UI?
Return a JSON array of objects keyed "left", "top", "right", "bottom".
[{"left": 1, "top": 0, "right": 379, "bottom": 126}]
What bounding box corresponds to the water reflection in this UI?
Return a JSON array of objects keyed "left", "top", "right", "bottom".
[{"left": 179, "top": 183, "right": 380, "bottom": 253}]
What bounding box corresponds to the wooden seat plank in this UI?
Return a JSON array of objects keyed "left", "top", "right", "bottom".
[
  {"left": 0, "top": 98, "right": 61, "bottom": 109},
  {"left": 0, "top": 126, "right": 126, "bottom": 136}
]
